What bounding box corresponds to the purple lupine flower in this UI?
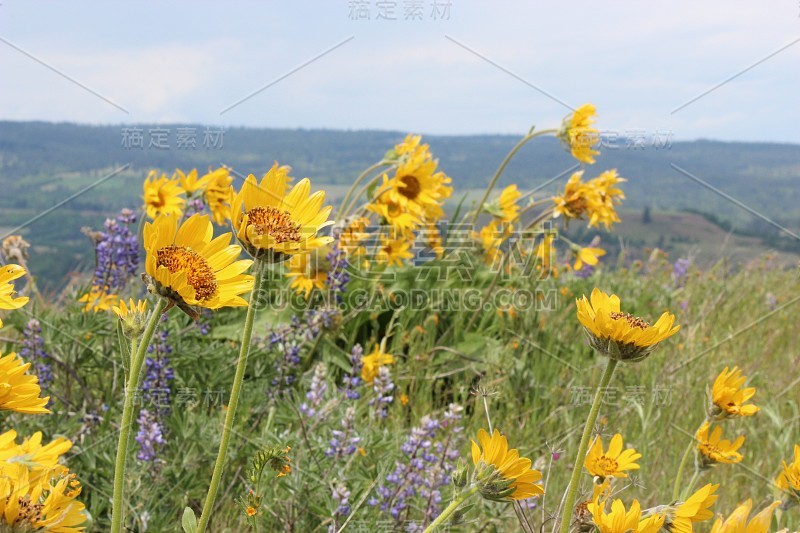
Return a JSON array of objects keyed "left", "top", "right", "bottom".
[
  {"left": 135, "top": 409, "right": 166, "bottom": 462},
  {"left": 143, "top": 315, "right": 174, "bottom": 417},
  {"left": 195, "top": 309, "right": 212, "bottom": 336},
  {"left": 135, "top": 315, "right": 174, "bottom": 463},
  {"left": 304, "top": 307, "right": 341, "bottom": 339},
  {"left": 89, "top": 208, "right": 139, "bottom": 293},
  {"left": 573, "top": 263, "right": 594, "bottom": 279},
  {"left": 520, "top": 496, "right": 539, "bottom": 509},
  {"left": 332, "top": 482, "right": 351, "bottom": 516},
  {"left": 371, "top": 405, "right": 464, "bottom": 528},
  {"left": 327, "top": 482, "right": 352, "bottom": 533},
  {"left": 672, "top": 258, "right": 690, "bottom": 286},
  {"left": 370, "top": 366, "right": 395, "bottom": 418},
  {"left": 326, "top": 406, "right": 361, "bottom": 459},
  {"left": 269, "top": 318, "right": 304, "bottom": 394},
  {"left": 341, "top": 344, "right": 363, "bottom": 400},
  {"left": 20, "top": 318, "right": 53, "bottom": 391},
  {"left": 300, "top": 363, "right": 328, "bottom": 418},
  {"left": 185, "top": 198, "right": 206, "bottom": 216},
  {"left": 326, "top": 242, "right": 350, "bottom": 304}
]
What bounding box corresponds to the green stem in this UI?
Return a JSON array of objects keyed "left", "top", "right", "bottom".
[
  {"left": 469, "top": 129, "right": 557, "bottom": 228},
  {"left": 525, "top": 210, "right": 556, "bottom": 231},
  {"left": 337, "top": 161, "right": 389, "bottom": 222},
  {"left": 672, "top": 440, "right": 695, "bottom": 501},
  {"left": 517, "top": 198, "right": 554, "bottom": 218},
  {"left": 559, "top": 358, "right": 617, "bottom": 533},
  {"left": 110, "top": 297, "right": 167, "bottom": 533},
  {"left": 197, "top": 264, "right": 265, "bottom": 533},
  {"left": 682, "top": 468, "right": 702, "bottom": 501},
  {"left": 423, "top": 485, "right": 479, "bottom": 533}
]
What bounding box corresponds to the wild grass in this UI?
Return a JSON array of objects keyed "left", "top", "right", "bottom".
[{"left": 3, "top": 247, "right": 798, "bottom": 531}]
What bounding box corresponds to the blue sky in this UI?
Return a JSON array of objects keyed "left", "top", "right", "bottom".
[{"left": 1, "top": 1, "right": 798, "bottom": 142}]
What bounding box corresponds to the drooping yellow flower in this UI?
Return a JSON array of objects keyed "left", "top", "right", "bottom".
[
  {"left": 710, "top": 366, "right": 759, "bottom": 419},
  {"left": 664, "top": 483, "right": 719, "bottom": 533},
  {"left": 376, "top": 235, "right": 413, "bottom": 267},
  {"left": 144, "top": 213, "right": 254, "bottom": 313},
  {"left": 366, "top": 199, "right": 420, "bottom": 231},
  {"left": 695, "top": 421, "right": 744, "bottom": 468},
  {"left": 368, "top": 147, "right": 452, "bottom": 228},
  {"left": 473, "top": 219, "right": 507, "bottom": 266},
  {"left": 589, "top": 170, "right": 626, "bottom": 228},
  {"left": 0, "top": 464, "right": 88, "bottom": 532},
  {"left": 0, "top": 264, "right": 29, "bottom": 327},
  {"left": 0, "top": 352, "right": 49, "bottom": 414},
  {"left": 204, "top": 167, "right": 234, "bottom": 224},
  {"left": 574, "top": 246, "right": 606, "bottom": 271},
  {"left": 558, "top": 103, "right": 600, "bottom": 164},
  {"left": 175, "top": 168, "right": 210, "bottom": 195},
  {"left": 470, "top": 429, "right": 544, "bottom": 501},
  {"left": 142, "top": 170, "right": 186, "bottom": 219},
  {"left": 0, "top": 429, "right": 72, "bottom": 485},
  {"left": 484, "top": 184, "right": 522, "bottom": 223},
  {"left": 498, "top": 184, "right": 522, "bottom": 222},
  {"left": 576, "top": 288, "right": 679, "bottom": 362},
  {"left": 231, "top": 163, "right": 333, "bottom": 262},
  {"left": 588, "top": 498, "right": 664, "bottom": 533},
  {"left": 77, "top": 288, "right": 118, "bottom": 313},
  {"left": 584, "top": 434, "right": 641, "bottom": 480},
  {"left": 391, "top": 133, "right": 429, "bottom": 161},
  {"left": 776, "top": 444, "right": 800, "bottom": 494},
  {"left": 554, "top": 172, "right": 592, "bottom": 220},
  {"left": 709, "top": 500, "right": 781, "bottom": 533},
  {"left": 285, "top": 253, "right": 327, "bottom": 299},
  {"left": 553, "top": 170, "right": 625, "bottom": 229},
  {"left": 360, "top": 345, "right": 395, "bottom": 384}
]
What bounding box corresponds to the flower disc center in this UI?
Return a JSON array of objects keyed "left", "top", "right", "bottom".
[
  {"left": 247, "top": 206, "right": 302, "bottom": 243},
  {"left": 609, "top": 311, "right": 649, "bottom": 330},
  {"left": 156, "top": 245, "right": 218, "bottom": 301},
  {"left": 398, "top": 175, "right": 421, "bottom": 200},
  {"left": 592, "top": 456, "right": 619, "bottom": 475}
]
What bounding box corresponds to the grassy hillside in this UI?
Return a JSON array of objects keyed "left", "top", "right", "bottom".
[{"left": 2, "top": 121, "right": 799, "bottom": 289}]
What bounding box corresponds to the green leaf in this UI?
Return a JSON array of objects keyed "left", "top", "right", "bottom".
[{"left": 181, "top": 507, "right": 198, "bottom": 533}]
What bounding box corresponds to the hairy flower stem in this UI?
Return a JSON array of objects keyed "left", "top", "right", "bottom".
[
  {"left": 423, "top": 485, "right": 479, "bottom": 533},
  {"left": 468, "top": 129, "right": 557, "bottom": 228},
  {"left": 197, "top": 264, "right": 264, "bottom": 532},
  {"left": 559, "top": 358, "right": 617, "bottom": 533},
  {"left": 672, "top": 439, "right": 696, "bottom": 501},
  {"left": 111, "top": 297, "right": 167, "bottom": 533}
]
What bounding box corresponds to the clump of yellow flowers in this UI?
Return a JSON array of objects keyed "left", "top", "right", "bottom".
[
  {"left": 0, "top": 265, "right": 88, "bottom": 531},
  {"left": 422, "top": 428, "right": 543, "bottom": 532}
]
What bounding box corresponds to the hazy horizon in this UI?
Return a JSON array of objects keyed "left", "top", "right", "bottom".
[{"left": 4, "top": 118, "right": 800, "bottom": 147}]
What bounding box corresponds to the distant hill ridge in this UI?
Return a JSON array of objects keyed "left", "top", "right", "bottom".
[{"left": 1, "top": 120, "right": 799, "bottom": 289}]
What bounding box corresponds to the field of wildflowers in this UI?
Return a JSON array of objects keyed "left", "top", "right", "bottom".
[{"left": 0, "top": 105, "right": 798, "bottom": 532}]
